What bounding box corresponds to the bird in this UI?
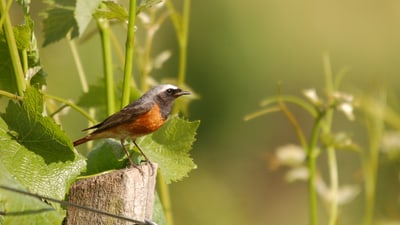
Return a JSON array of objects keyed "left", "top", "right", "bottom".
[{"left": 73, "top": 84, "right": 191, "bottom": 170}]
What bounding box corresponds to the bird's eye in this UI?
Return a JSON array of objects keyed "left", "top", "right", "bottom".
[{"left": 166, "top": 88, "right": 174, "bottom": 94}]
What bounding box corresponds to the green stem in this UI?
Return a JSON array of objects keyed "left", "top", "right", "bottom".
[
  {"left": 278, "top": 99, "right": 308, "bottom": 151},
  {"left": 166, "top": 0, "right": 190, "bottom": 86},
  {"left": 98, "top": 19, "right": 116, "bottom": 115},
  {"left": 307, "top": 114, "right": 324, "bottom": 225},
  {"left": 177, "top": 0, "right": 190, "bottom": 85},
  {"left": 0, "top": 0, "right": 26, "bottom": 96},
  {"left": 322, "top": 52, "right": 339, "bottom": 225},
  {"left": 109, "top": 29, "right": 125, "bottom": 67},
  {"left": 0, "top": 0, "right": 12, "bottom": 28},
  {"left": 157, "top": 173, "right": 174, "bottom": 225},
  {"left": 21, "top": 50, "right": 28, "bottom": 74},
  {"left": 0, "top": 89, "right": 23, "bottom": 100},
  {"left": 327, "top": 146, "right": 338, "bottom": 225},
  {"left": 45, "top": 94, "right": 96, "bottom": 124},
  {"left": 140, "top": 14, "right": 155, "bottom": 92},
  {"left": 68, "top": 39, "right": 89, "bottom": 93},
  {"left": 363, "top": 91, "right": 385, "bottom": 225},
  {"left": 121, "top": 0, "right": 137, "bottom": 108}
]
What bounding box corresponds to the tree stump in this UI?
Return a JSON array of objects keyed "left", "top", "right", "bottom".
[{"left": 66, "top": 163, "right": 157, "bottom": 225}]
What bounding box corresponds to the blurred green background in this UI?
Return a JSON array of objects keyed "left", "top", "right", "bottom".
[{"left": 23, "top": 0, "right": 400, "bottom": 224}]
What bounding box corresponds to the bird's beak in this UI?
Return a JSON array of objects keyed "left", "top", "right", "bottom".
[{"left": 174, "top": 89, "right": 191, "bottom": 97}]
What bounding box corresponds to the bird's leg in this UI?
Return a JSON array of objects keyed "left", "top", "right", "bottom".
[
  {"left": 133, "top": 140, "right": 155, "bottom": 175},
  {"left": 120, "top": 139, "right": 138, "bottom": 169}
]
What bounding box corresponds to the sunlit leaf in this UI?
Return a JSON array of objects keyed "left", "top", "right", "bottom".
[
  {"left": 0, "top": 164, "right": 63, "bottom": 225},
  {"left": 42, "top": 0, "right": 102, "bottom": 46},
  {"left": 84, "top": 139, "right": 126, "bottom": 175},
  {"left": 75, "top": 0, "right": 103, "bottom": 35},
  {"left": 0, "top": 87, "right": 86, "bottom": 203},
  {"left": 82, "top": 115, "right": 199, "bottom": 184},
  {"left": 42, "top": 6, "right": 78, "bottom": 46},
  {"left": 93, "top": 1, "right": 128, "bottom": 22},
  {"left": 138, "top": 115, "right": 200, "bottom": 183}
]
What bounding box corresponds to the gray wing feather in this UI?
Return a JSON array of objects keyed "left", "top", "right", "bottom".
[{"left": 84, "top": 101, "right": 154, "bottom": 133}]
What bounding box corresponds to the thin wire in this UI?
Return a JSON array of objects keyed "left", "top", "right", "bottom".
[{"left": 0, "top": 185, "right": 157, "bottom": 225}]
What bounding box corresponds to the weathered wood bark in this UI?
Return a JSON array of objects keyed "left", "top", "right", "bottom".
[{"left": 66, "top": 163, "right": 157, "bottom": 225}]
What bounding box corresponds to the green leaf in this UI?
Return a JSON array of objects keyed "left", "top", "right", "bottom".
[
  {"left": 42, "top": 6, "right": 78, "bottom": 46},
  {"left": 0, "top": 17, "right": 35, "bottom": 94},
  {"left": 0, "top": 164, "right": 64, "bottom": 225},
  {"left": 0, "top": 40, "right": 17, "bottom": 94},
  {"left": 85, "top": 139, "right": 126, "bottom": 175},
  {"left": 0, "top": 87, "right": 86, "bottom": 202},
  {"left": 138, "top": 115, "right": 200, "bottom": 183},
  {"left": 75, "top": 0, "right": 103, "bottom": 34},
  {"left": 2, "top": 87, "right": 73, "bottom": 162},
  {"left": 137, "top": 0, "right": 162, "bottom": 14},
  {"left": 76, "top": 82, "right": 107, "bottom": 108},
  {"left": 13, "top": 19, "right": 32, "bottom": 50},
  {"left": 42, "top": 0, "right": 102, "bottom": 46},
  {"left": 82, "top": 115, "right": 199, "bottom": 183},
  {"left": 93, "top": 1, "right": 128, "bottom": 22}
]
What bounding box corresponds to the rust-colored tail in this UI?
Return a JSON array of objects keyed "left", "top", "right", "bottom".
[{"left": 73, "top": 136, "right": 92, "bottom": 146}]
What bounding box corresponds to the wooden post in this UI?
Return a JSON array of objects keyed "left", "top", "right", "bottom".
[{"left": 66, "top": 163, "right": 157, "bottom": 225}]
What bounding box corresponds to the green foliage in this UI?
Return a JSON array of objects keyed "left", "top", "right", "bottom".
[
  {"left": 93, "top": 1, "right": 128, "bottom": 22},
  {"left": 139, "top": 115, "right": 200, "bottom": 183},
  {"left": 2, "top": 87, "right": 74, "bottom": 161},
  {"left": 85, "top": 139, "right": 126, "bottom": 174},
  {"left": 245, "top": 53, "right": 400, "bottom": 225},
  {"left": 42, "top": 0, "right": 102, "bottom": 46},
  {"left": 0, "top": 15, "right": 45, "bottom": 93},
  {"left": 0, "top": 87, "right": 86, "bottom": 223},
  {"left": 1, "top": 0, "right": 197, "bottom": 224},
  {"left": 0, "top": 164, "right": 64, "bottom": 225},
  {"left": 0, "top": 40, "right": 16, "bottom": 93},
  {"left": 85, "top": 115, "right": 200, "bottom": 184},
  {"left": 0, "top": 19, "right": 31, "bottom": 93}
]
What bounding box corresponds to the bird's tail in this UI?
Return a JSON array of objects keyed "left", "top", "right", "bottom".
[{"left": 73, "top": 136, "right": 92, "bottom": 146}]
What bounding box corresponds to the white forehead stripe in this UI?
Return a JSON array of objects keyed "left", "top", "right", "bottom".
[
  {"left": 158, "top": 84, "right": 178, "bottom": 92},
  {"left": 146, "top": 84, "right": 180, "bottom": 96}
]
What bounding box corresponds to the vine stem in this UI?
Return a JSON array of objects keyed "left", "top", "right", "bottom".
[
  {"left": 0, "top": 0, "right": 26, "bottom": 96},
  {"left": 166, "top": 0, "right": 191, "bottom": 86},
  {"left": 327, "top": 146, "right": 338, "bottom": 225},
  {"left": 98, "top": 19, "right": 116, "bottom": 115},
  {"left": 307, "top": 114, "right": 323, "bottom": 225},
  {"left": 45, "top": 94, "right": 96, "bottom": 124},
  {"left": 322, "top": 52, "right": 339, "bottom": 225},
  {"left": 68, "top": 39, "right": 88, "bottom": 93},
  {"left": 121, "top": 0, "right": 137, "bottom": 108}
]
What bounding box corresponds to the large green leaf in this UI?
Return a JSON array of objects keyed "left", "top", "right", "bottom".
[
  {"left": 83, "top": 115, "right": 200, "bottom": 183},
  {"left": 42, "top": 0, "right": 102, "bottom": 46},
  {"left": 0, "top": 87, "right": 86, "bottom": 203},
  {"left": 138, "top": 115, "right": 200, "bottom": 183},
  {"left": 0, "top": 164, "right": 64, "bottom": 225},
  {"left": 85, "top": 139, "right": 127, "bottom": 174}
]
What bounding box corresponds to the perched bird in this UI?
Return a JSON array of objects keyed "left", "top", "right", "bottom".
[{"left": 73, "top": 84, "right": 191, "bottom": 168}]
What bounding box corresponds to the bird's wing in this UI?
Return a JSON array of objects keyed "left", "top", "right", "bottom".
[{"left": 83, "top": 101, "right": 154, "bottom": 133}]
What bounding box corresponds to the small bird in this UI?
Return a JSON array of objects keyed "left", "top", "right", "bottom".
[{"left": 73, "top": 84, "right": 191, "bottom": 168}]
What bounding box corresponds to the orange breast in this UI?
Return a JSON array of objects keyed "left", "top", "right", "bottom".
[{"left": 122, "top": 103, "right": 166, "bottom": 138}]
